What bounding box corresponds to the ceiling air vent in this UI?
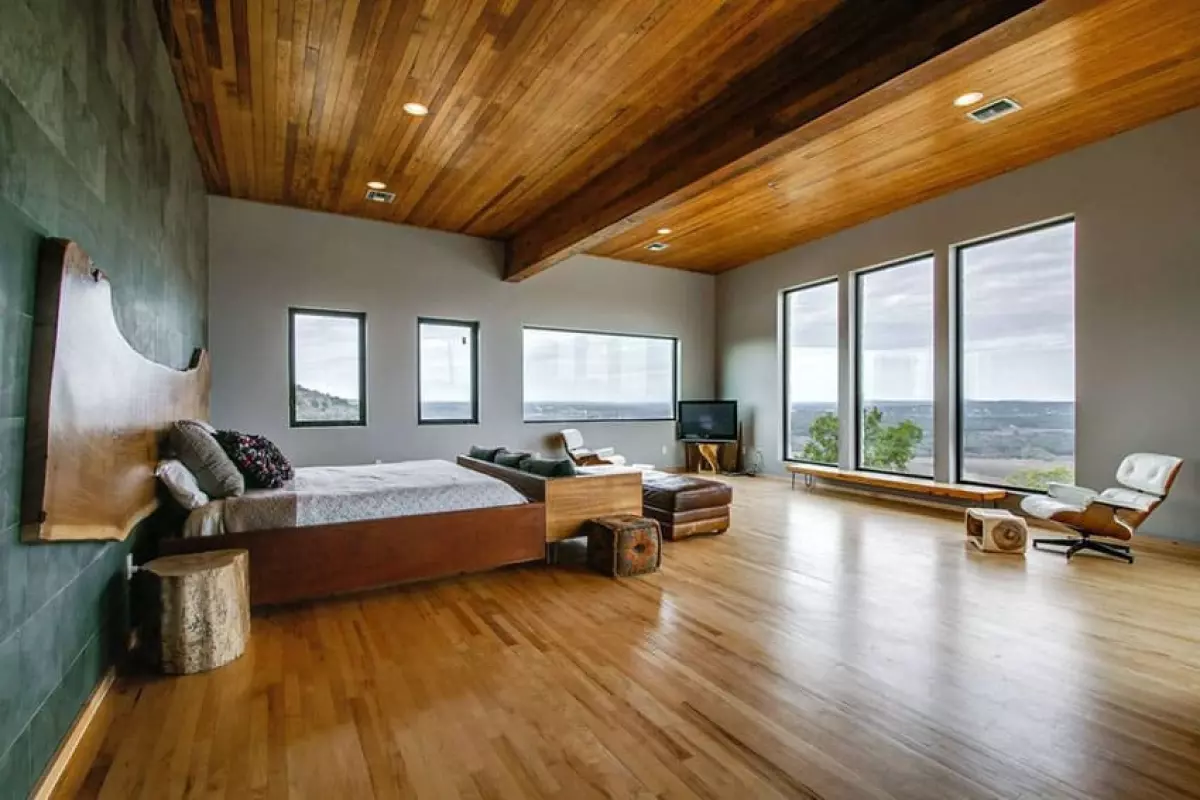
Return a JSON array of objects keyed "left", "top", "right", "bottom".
[
  {"left": 365, "top": 189, "right": 397, "bottom": 203},
  {"left": 966, "top": 97, "right": 1022, "bottom": 123},
  {"left": 645, "top": 242, "right": 669, "bottom": 252}
]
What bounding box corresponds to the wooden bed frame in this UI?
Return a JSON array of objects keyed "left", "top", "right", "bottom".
[{"left": 159, "top": 501, "right": 546, "bottom": 607}]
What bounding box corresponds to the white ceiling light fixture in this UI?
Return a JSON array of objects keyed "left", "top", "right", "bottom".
[
  {"left": 403, "top": 102, "right": 430, "bottom": 117},
  {"left": 656, "top": 227, "right": 673, "bottom": 235},
  {"left": 645, "top": 242, "right": 669, "bottom": 252},
  {"left": 366, "top": 181, "right": 387, "bottom": 190},
  {"left": 954, "top": 91, "right": 985, "bottom": 108}
]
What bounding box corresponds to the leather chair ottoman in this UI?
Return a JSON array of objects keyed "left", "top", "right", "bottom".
[{"left": 642, "top": 474, "right": 732, "bottom": 541}]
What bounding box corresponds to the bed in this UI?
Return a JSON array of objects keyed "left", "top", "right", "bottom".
[
  {"left": 161, "top": 460, "right": 546, "bottom": 606},
  {"left": 182, "top": 460, "right": 531, "bottom": 537},
  {"left": 21, "top": 237, "right": 545, "bottom": 605}
]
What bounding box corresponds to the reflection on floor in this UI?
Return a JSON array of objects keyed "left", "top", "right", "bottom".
[{"left": 61, "top": 477, "right": 1200, "bottom": 799}]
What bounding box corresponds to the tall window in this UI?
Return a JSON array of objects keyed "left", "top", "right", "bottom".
[
  {"left": 289, "top": 308, "right": 366, "bottom": 427},
  {"left": 856, "top": 256, "right": 935, "bottom": 477},
  {"left": 522, "top": 327, "right": 676, "bottom": 422},
  {"left": 418, "top": 319, "right": 479, "bottom": 424},
  {"left": 784, "top": 280, "right": 839, "bottom": 463},
  {"left": 957, "top": 219, "right": 1075, "bottom": 490}
]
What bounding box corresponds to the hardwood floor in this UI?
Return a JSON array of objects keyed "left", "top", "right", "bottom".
[{"left": 60, "top": 478, "right": 1200, "bottom": 799}]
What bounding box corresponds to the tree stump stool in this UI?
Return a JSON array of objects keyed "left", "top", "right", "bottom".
[
  {"left": 583, "top": 515, "right": 662, "bottom": 577},
  {"left": 143, "top": 549, "right": 250, "bottom": 674},
  {"left": 965, "top": 508, "right": 1028, "bottom": 554}
]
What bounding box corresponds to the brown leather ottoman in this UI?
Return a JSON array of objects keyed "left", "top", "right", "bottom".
[{"left": 642, "top": 474, "right": 732, "bottom": 541}]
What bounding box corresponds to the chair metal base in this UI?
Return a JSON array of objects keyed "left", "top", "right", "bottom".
[{"left": 1033, "top": 536, "right": 1134, "bottom": 563}]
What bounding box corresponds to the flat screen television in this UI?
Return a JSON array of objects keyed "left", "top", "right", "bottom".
[{"left": 677, "top": 400, "right": 738, "bottom": 442}]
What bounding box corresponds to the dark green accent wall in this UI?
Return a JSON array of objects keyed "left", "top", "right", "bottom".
[{"left": 0, "top": 0, "right": 206, "bottom": 796}]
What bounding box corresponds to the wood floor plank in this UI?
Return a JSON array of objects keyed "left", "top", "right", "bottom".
[{"left": 60, "top": 477, "right": 1200, "bottom": 799}]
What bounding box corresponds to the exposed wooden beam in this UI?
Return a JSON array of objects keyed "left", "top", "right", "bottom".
[{"left": 504, "top": 0, "right": 1089, "bottom": 282}]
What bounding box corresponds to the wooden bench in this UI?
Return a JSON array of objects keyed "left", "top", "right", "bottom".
[{"left": 786, "top": 463, "right": 1006, "bottom": 505}]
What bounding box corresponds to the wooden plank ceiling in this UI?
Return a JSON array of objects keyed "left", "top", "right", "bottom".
[
  {"left": 158, "top": 0, "right": 840, "bottom": 236},
  {"left": 159, "top": 0, "right": 1200, "bottom": 277},
  {"left": 592, "top": 0, "right": 1200, "bottom": 272}
]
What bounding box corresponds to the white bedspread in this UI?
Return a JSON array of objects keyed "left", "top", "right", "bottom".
[{"left": 184, "top": 460, "right": 527, "bottom": 538}]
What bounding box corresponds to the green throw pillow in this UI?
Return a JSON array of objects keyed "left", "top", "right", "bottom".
[
  {"left": 521, "top": 457, "right": 578, "bottom": 478},
  {"left": 494, "top": 450, "right": 531, "bottom": 469},
  {"left": 468, "top": 445, "right": 503, "bottom": 462}
]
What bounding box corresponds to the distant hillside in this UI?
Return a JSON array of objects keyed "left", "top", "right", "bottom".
[{"left": 295, "top": 385, "right": 360, "bottom": 422}]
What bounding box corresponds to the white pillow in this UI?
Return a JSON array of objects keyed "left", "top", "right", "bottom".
[{"left": 156, "top": 459, "right": 210, "bottom": 510}]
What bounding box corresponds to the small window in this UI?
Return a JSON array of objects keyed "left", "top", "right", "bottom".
[
  {"left": 783, "top": 279, "right": 840, "bottom": 463},
  {"left": 522, "top": 327, "right": 677, "bottom": 422},
  {"left": 418, "top": 318, "right": 479, "bottom": 424},
  {"left": 289, "top": 308, "right": 366, "bottom": 427}
]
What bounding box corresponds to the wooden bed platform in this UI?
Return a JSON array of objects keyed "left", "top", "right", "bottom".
[{"left": 160, "top": 501, "right": 546, "bottom": 607}]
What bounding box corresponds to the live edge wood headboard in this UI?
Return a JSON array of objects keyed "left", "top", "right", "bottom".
[{"left": 21, "top": 239, "right": 209, "bottom": 543}]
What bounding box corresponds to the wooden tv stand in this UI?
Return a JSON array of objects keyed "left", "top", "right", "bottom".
[{"left": 683, "top": 438, "right": 740, "bottom": 474}]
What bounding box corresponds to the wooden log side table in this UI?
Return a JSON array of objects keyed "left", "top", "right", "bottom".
[
  {"left": 965, "top": 508, "right": 1028, "bottom": 554},
  {"left": 582, "top": 515, "right": 662, "bottom": 577},
  {"left": 142, "top": 549, "right": 250, "bottom": 674}
]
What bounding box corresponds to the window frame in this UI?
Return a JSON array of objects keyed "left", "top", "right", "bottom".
[
  {"left": 781, "top": 276, "right": 840, "bottom": 465},
  {"left": 853, "top": 253, "right": 936, "bottom": 479},
  {"left": 953, "top": 216, "right": 1076, "bottom": 492},
  {"left": 417, "top": 317, "right": 480, "bottom": 426},
  {"left": 288, "top": 307, "right": 368, "bottom": 428},
  {"left": 520, "top": 325, "right": 679, "bottom": 424}
]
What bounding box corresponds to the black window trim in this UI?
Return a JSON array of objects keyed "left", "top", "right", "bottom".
[
  {"left": 853, "top": 253, "right": 937, "bottom": 480},
  {"left": 521, "top": 324, "right": 679, "bottom": 424},
  {"left": 953, "top": 215, "right": 1076, "bottom": 493},
  {"left": 781, "top": 276, "right": 840, "bottom": 466},
  {"left": 288, "top": 307, "right": 368, "bottom": 428},
  {"left": 417, "top": 317, "right": 481, "bottom": 426}
]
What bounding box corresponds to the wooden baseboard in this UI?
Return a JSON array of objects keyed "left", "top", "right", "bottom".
[{"left": 30, "top": 667, "right": 116, "bottom": 800}]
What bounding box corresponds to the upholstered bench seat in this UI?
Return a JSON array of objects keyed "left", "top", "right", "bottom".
[{"left": 642, "top": 474, "right": 732, "bottom": 540}]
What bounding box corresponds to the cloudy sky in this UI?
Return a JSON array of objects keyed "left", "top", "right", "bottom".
[
  {"left": 788, "top": 221, "right": 1075, "bottom": 403},
  {"left": 294, "top": 319, "right": 676, "bottom": 404},
  {"left": 523, "top": 328, "right": 674, "bottom": 403},
  {"left": 419, "top": 322, "right": 475, "bottom": 402},
  {"left": 296, "top": 222, "right": 1073, "bottom": 407},
  {"left": 293, "top": 314, "right": 362, "bottom": 400}
]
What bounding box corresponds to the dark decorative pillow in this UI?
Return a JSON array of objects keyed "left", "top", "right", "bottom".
[
  {"left": 494, "top": 450, "right": 531, "bottom": 469},
  {"left": 469, "top": 446, "right": 503, "bottom": 462},
  {"left": 521, "top": 457, "right": 577, "bottom": 478},
  {"left": 214, "top": 430, "right": 294, "bottom": 489}
]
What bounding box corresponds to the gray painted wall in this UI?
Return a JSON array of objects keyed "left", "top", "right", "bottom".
[
  {"left": 0, "top": 0, "right": 207, "bottom": 795},
  {"left": 717, "top": 107, "right": 1200, "bottom": 541},
  {"left": 208, "top": 198, "right": 715, "bottom": 469}
]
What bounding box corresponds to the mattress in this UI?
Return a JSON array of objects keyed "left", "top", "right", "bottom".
[{"left": 184, "top": 459, "right": 528, "bottom": 538}]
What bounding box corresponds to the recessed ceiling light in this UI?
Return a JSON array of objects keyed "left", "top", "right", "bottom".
[
  {"left": 366, "top": 181, "right": 387, "bottom": 190},
  {"left": 656, "top": 227, "right": 673, "bottom": 235},
  {"left": 403, "top": 102, "right": 429, "bottom": 117},
  {"left": 646, "top": 242, "right": 669, "bottom": 252},
  {"left": 954, "top": 91, "right": 985, "bottom": 108}
]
